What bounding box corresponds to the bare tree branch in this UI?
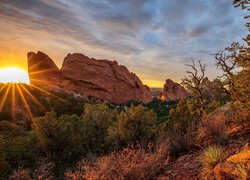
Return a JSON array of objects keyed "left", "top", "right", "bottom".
[{"left": 182, "top": 59, "right": 206, "bottom": 116}]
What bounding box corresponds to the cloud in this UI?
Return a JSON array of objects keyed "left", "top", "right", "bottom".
[{"left": 0, "top": 0, "right": 248, "bottom": 86}]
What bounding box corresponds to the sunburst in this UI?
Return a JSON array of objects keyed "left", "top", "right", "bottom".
[{"left": 0, "top": 67, "right": 65, "bottom": 122}]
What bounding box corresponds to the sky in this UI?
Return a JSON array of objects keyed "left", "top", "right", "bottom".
[{"left": 0, "top": 0, "right": 248, "bottom": 87}]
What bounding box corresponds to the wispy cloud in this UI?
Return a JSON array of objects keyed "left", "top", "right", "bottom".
[{"left": 0, "top": 0, "right": 247, "bottom": 87}]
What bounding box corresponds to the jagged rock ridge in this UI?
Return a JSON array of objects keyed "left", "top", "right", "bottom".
[
  {"left": 157, "top": 79, "right": 188, "bottom": 101},
  {"left": 28, "top": 51, "right": 152, "bottom": 103}
]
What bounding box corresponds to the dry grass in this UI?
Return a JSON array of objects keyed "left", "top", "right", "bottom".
[
  {"left": 203, "top": 113, "right": 227, "bottom": 137},
  {"left": 198, "top": 103, "right": 250, "bottom": 145},
  {"left": 199, "top": 145, "right": 227, "bottom": 176},
  {"left": 33, "top": 158, "right": 54, "bottom": 180},
  {"left": 11, "top": 169, "right": 32, "bottom": 180},
  {"left": 167, "top": 128, "right": 194, "bottom": 157},
  {"left": 200, "top": 113, "right": 228, "bottom": 145},
  {"left": 234, "top": 163, "right": 250, "bottom": 180},
  {"left": 227, "top": 103, "right": 250, "bottom": 135},
  {"left": 65, "top": 141, "right": 170, "bottom": 180}
]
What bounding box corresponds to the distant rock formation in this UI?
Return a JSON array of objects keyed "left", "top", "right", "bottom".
[
  {"left": 157, "top": 79, "right": 188, "bottom": 101},
  {"left": 201, "top": 77, "right": 230, "bottom": 101},
  {"left": 28, "top": 51, "right": 152, "bottom": 104}
]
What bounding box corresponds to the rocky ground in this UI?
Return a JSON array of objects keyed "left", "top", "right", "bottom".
[{"left": 157, "top": 133, "right": 250, "bottom": 180}]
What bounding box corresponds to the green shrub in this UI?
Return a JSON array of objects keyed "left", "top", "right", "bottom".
[
  {"left": 52, "top": 97, "right": 85, "bottom": 117},
  {"left": 81, "top": 103, "right": 117, "bottom": 154},
  {"left": 0, "top": 121, "right": 25, "bottom": 137},
  {"left": 3, "top": 132, "right": 41, "bottom": 169},
  {"left": 0, "top": 136, "right": 11, "bottom": 178},
  {"left": 167, "top": 99, "right": 198, "bottom": 133},
  {"left": 33, "top": 112, "right": 86, "bottom": 173},
  {"left": 147, "top": 99, "right": 178, "bottom": 121},
  {"left": 108, "top": 105, "right": 157, "bottom": 148},
  {"left": 33, "top": 103, "right": 117, "bottom": 176}
]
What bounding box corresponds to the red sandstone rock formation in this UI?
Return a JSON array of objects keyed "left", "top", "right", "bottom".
[
  {"left": 157, "top": 79, "right": 188, "bottom": 101},
  {"left": 28, "top": 51, "right": 152, "bottom": 103},
  {"left": 28, "top": 51, "right": 60, "bottom": 85}
]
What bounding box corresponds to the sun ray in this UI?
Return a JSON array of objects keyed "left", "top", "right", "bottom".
[
  {"left": 28, "top": 55, "right": 49, "bottom": 71},
  {"left": 20, "top": 84, "right": 46, "bottom": 111},
  {"left": 0, "top": 84, "right": 11, "bottom": 112},
  {"left": 28, "top": 54, "right": 43, "bottom": 71},
  {"left": 29, "top": 68, "right": 58, "bottom": 75},
  {"left": 11, "top": 84, "right": 16, "bottom": 120},
  {"left": 0, "top": 84, "right": 7, "bottom": 94},
  {"left": 30, "top": 84, "right": 65, "bottom": 101},
  {"left": 29, "top": 78, "right": 60, "bottom": 85},
  {"left": 16, "top": 84, "right": 33, "bottom": 119},
  {"left": 14, "top": 84, "right": 45, "bottom": 146}
]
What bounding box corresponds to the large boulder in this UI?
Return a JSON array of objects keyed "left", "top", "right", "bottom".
[
  {"left": 213, "top": 146, "right": 250, "bottom": 180},
  {"left": 157, "top": 79, "right": 188, "bottom": 101},
  {"left": 27, "top": 51, "right": 152, "bottom": 104}
]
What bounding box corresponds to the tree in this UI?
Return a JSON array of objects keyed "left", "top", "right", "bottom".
[
  {"left": 32, "top": 103, "right": 117, "bottom": 177},
  {"left": 233, "top": 0, "right": 250, "bottom": 11},
  {"left": 33, "top": 112, "right": 86, "bottom": 176},
  {"left": 168, "top": 99, "right": 196, "bottom": 132},
  {"left": 214, "top": 42, "right": 244, "bottom": 101},
  {"left": 214, "top": 1, "right": 250, "bottom": 103},
  {"left": 182, "top": 59, "right": 206, "bottom": 116},
  {"left": 108, "top": 105, "right": 157, "bottom": 148},
  {"left": 81, "top": 103, "right": 117, "bottom": 154},
  {"left": 3, "top": 132, "right": 40, "bottom": 169},
  {"left": 0, "top": 136, "right": 11, "bottom": 178},
  {"left": 233, "top": 0, "right": 250, "bottom": 103}
]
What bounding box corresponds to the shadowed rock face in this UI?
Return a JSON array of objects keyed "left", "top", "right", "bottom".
[
  {"left": 28, "top": 51, "right": 152, "bottom": 103},
  {"left": 158, "top": 79, "right": 188, "bottom": 101},
  {"left": 28, "top": 51, "right": 60, "bottom": 85}
]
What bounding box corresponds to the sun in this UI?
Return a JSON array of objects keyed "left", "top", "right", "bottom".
[{"left": 0, "top": 67, "right": 30, "bottom": 84}]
